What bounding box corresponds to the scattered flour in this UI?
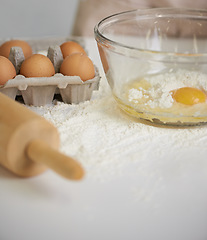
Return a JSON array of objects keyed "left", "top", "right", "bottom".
[{"left": 28, "top": 71, "right": 207, "bottom": 186}]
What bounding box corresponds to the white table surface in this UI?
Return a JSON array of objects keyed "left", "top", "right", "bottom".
[{"left": 1, "top": 38, "right": 207, "bottom": 240}]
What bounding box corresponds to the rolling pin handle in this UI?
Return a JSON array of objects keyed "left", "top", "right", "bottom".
[{"left": 26, "top": 139, "right": 84, "bottom": 180}]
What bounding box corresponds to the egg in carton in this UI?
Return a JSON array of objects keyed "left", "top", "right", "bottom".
[{"left": 0, "top": 45, "right": 100, "bottom": 106}]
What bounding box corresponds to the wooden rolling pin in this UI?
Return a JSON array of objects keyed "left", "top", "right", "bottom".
[{"left": 0, "top": 92, "right": 84, "bottom": 180}]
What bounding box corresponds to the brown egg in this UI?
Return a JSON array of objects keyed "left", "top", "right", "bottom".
[
  {"left": 0, "top": 56, "right": 16, "bottom": 85},
  {"left": 60, "top": 41, "right": 86, "bottom": 58},
  {"left": 0, "top": 40, "right": 33, "bottom": 59},
  {"left": 60, "top": 53, "right": 95, "bottom": 81},
  {"left": 20, "top": 54, "right": 55, "bottom": 78}
]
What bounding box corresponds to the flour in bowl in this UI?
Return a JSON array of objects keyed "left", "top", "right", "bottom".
[
  {"left": 127, "top": 69, "right": 207, "bottom": 109},
  {"left": 119, "top": 69, "right": 207, "bottom": 124}
]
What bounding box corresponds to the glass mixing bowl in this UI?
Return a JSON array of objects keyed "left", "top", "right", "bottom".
[{"left": 94, "top": 8, "right": 207, "bottom": 126}]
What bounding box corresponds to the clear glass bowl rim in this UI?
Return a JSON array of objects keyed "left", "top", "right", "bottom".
[{"left": 94, "top": 7, "right": 207, "bottom": 58}]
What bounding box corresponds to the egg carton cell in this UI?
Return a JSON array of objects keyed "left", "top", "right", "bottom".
[{"left": 0, "top": 40, "right": 100, "bottom": 106}]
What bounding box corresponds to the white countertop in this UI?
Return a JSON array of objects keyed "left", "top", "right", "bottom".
[{"left": 1, "top": 38, "right": 207, "bottom": 240}]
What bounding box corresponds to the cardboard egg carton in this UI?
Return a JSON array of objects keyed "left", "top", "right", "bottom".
[{"left": 0, "top": 37, "right": 100, "bottom": 106}]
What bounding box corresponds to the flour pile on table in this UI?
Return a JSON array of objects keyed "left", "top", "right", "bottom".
[{"left": 28, "top": 73, "right": 207, "bottom": 184}]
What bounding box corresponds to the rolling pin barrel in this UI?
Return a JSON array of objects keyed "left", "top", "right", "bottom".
[{"left": 0, "top": 93, "right": 84, "bottom": 180}]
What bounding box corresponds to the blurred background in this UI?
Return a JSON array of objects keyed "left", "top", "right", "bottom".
[
  {"left": 0, "top": 0, "right": 79, "bottom": 38},
  {"left": 0, "top": 0, "right": 207, "bottom": 39}
]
